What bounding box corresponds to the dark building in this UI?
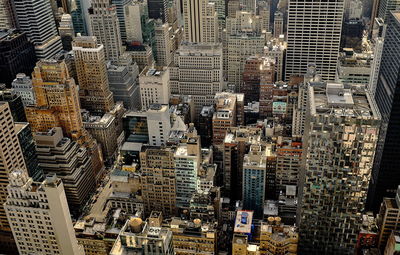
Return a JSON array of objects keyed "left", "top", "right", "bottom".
[
  {"left": 0, "top": 87, "right": 27, "bottom": 122},
  {"left": 368, "top": 11, "right": 400, "bottom": 212},
  {"left": 15, "top": 122, "right": 44, "bottom": 182},
  {"left": 0, "top": 30, "right": 36, "bottom": 86},
  {"left": 148, "top": 0, "right": 167, "bottom": 22},
  {"left": 197, "top": 105, "right": 214, "bottom": 148},
  {"left": 341, "top": 19, "right": 365, "bottom": 49}
]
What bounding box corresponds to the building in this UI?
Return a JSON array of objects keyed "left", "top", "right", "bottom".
[
  {"left": 154, "top": 21, "right": 173, "bottom": 66},
  {"left": 376, "top": 186, "right": 400, "bottom": 251},
  {"left": 140, "top": 146, "right": 177, "bottom": 217},
  {"left": 124, "top": 0, "right": 155, "bottom": 46},
  {"left": 170, "top": 218, "right": 217, "bottom": 254},
  {"left": 148, "top": 0, "right": 168, "bottom": 22},
  {"left": 198, "top": 105, "right": 214, "bottom": 148},
  {"left": 369, "top": 18, "right": 386, "bottom": 97},
  {"left": 111, "top": 0, "right": 131, "bottom": 42},
  {"left": 285, "top": 0, "right": 344, "bottom": 81},
  {"left": 89, "top": 0, "right": 123, "bottom": 60},
  {"left": 146, "top": 105, "right": 171, "bottom": 146},
  {"left": 0, "top": 87, "right": 27, "bottom": 122},
  {"left": 299, "top": 83, "right": 380, "bottom": 253},
  {"left": 384, "top": 231, "right": 400, "bottom": 255},
  {"left": 34, "top": 127, "right": 96, "bottom": 217},
  {"left": 273, "top": 11, "right": 283, "bottom": 38},
  {"left": 378, "top": 0, "right": 400, "bottom": 22},
  {"left": 0, "top": 0, "right": 15, "bottom": 29},
  {"left": 183, "top": 0, "right": 218, "bottom": 43},
  {"left": 212, "top": 92, "right": 238, "bottom": 146},
  {"left": 11, "top": 74, "right": 35, "bottom": 106},
  {"left": 59, "top": 14, "right": 75, "bottom": 51},
  {"left": 368, "top": 11, "right": 400, "bottom": 213},
  {"left": 13, "top": 0, "right": 62, "bottom": 59},
  {"left": 126, "top": 43, "right": 155, "bottom": 72},
  {"left": 110, "top": 212, "right": 174, "bottom": 254},
  {"left": 259, "top": 218, "right": 298, "bottom": 255},
  {"left": 73, "top": 36, "right": 115, "bottom": 114},
  {"left": 15, "top": 122, "right": 43, "bottom": 182},
  {"left": 259, "top": 59, "right": 275, "bottom": 118},
  {"left": 71, "top": 0, "right": 87, "bottom": 35},
  {"left": 5, "top": 171, "right": 84, "bottom": 255},
  {"left": 336, "top": 49, "right": 373, "bottom": 85},
  {"left": 264, "top": 38, "right": 287, "bottom": 82},
  {"left": 140, "top": 67, "right": 170, "bottom": 110},
  {"left": 0, "top": 30, "right": 36, "bottom": 86},
  {"left": 243, "top": 144, "right": 269, "bottom": 218},
  {"left": 0, "top": 102, "right": 27, "bottom": 253},
  {"left": 170, "top": 42, "right": 223, "bottom": 116}
]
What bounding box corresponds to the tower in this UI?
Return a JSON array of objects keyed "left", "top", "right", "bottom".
[
  {"left": 285, "top": 0, "right": 344, "bottom": 81},
  {"left": 273, "top": 11, "right": 284, "bottom": 37},
  {"left": 148, "top": 0, "right": 168, "bottom": 22}
]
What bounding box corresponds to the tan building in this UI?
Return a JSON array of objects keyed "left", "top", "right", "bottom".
[
  {"left": 232, "top": 234, "right": 260, "bottom": 255},
  {"left": 73, "top": 35, "right": 115, "bottom": 114},
  {"left": 140, "top": 146, "right": 177, "bottom": 217},
  {"left": 259, "top": 59, "right": 275, "bottom": 118},
  {"left": 0, "top": 102, "right": 27, "bottom": 252},
  {"left": 259, "top": 218, "right": 298, "bottom": 255},
  {"left": 139, "top": 66, "right": 170, "bottom": 110},
  {"left": 154, "top": 20, "right": 173, "bottom": 66},
  {"left": 377, "top": 186, "right": 400, "bottom": 250},
  {"left": 170, "top": 218, "right": 217, "bottom": 254}
]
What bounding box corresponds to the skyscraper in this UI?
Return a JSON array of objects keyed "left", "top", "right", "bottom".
[
  {"left": 73, "top": 36, "right": 115, "bottom": 114},
  {"left": 139, "top": 67, "right": 170, "bottom": 110},
  {"left": 59, "top": 14, "right": 75, "bottom": 51},
  {"left": 273, "top": 11, "right": 284, "bottom": 37},
  {"left": 368, "top": 11, "right": 400, "bottom": 212},
  {"left": 13, "top": 0, "right": 63, "bottom": 59},
  {"left": 148, "top": 0, "right": 168, "bottom": 22},
  {"left": 154, "top": 21, "right": 173, "bottom": 66},
  {"left": 111, "top": 0, "right": 131, "bottom": 42},
  {"left": 378, "top": 0, "right": 400, "bottom": 22},
  {"left": 285, "top": 0, "right": 344, "bottom": 81},
  {"left": 0, "top": 0, "right": 15, "bottom": 29},
  {"left": 298, "top": 83, "right": 380, "bottom": 253},
  {"left": 89, "top": 0, "right": 123, "bottom": 60},
  {"left": 5, "top": 170, "right": 85, "bottom": 255},
  {"left": 183, "top": 0, "right": 218, "bottom": 43}
]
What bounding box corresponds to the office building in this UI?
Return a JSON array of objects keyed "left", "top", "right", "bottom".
[
  {"left": 154, "top": 21, "right": 173, "bottom": 66},
  {"left": 259, "top": 58, "right": 275, "bottom": 118},
  {"left": 264, "top": 38, "right": 287, "bottom": 82},
  {"left": 170, "top": 218, "right": 217, "bottom": 254},
  {"left": 259, "top": 218, "right": 298, "bottom": 255},
  {"left": 0, "top": 102, "right": 27, "bottom": 253},
  {"left": 368, "top": 11, "right": 400, "bottom": 212},
  {"left": 183, "top": 0, "right": 218, "bottom": 43},
  {"left": 336, "top": 49, "right": 373, "bottom": 85},
  {"left": 13, "top": 0, "right": 62, "bottom": 59},
  {"left": 140, "top": 67, "right": 170, "bottom": 110},
  {"left": 298, "top": 83, "right": 380, "bottom": 253},
  {"left": 108, "top": 61, "right": 140, "bottom": 110},
  {"left": 273, "top": 11, "right": 284, "bottom": 37},
  {"left": 15, "top": 122, "right": 43, "bottom": 182},
  {"left": 5, "top": 170, "right": 84, "bottom": 255},
  {"left": 369, "top": 18, "right": 386, "bottom": 97},
  {"left": 0, "top": 87, "right": 27, "bottom": 122},
  {"left": 89, "top": 0, "right": 123, "bottom": 61},
  {"left": 148, "top": 0, "right": 168, "bottom": 22},
  {"left": 198, "top": 105, "right": 214, "bottom": 148},
  {"left": 240, "top": 0, "right": 256, "bottom": 13},
  {"left": 170, "top": 42, "right": 223, "bottom": 116},
  {"left": 110, "top": 212, "right": 174, "bottom": 255},
  {"left": 376, "top": 186, "right": 400, "bottom": 251},
  {"left": 285, "top": 0, "right": 344, "bottom": 81},
  {"left": 140, "top": 147, "right": 177, "bottom": 217},
  {"left": 34, "top": 128, "right": 95, "bottom": 217},
  {"left": 212, "top": 92, "right": 238, "bottom": 146},
  {"left": 384, "top": 231, "right": 400, "bottom": 255},
  {"left": 59, "top": 14, "right": 75, "bottom": 51},
  {"left": 125, "top": 0, "right": 148, "bottom": 43},
  {"left": 11, "top": 74, "right": 35, "bottom": 106},
  {"left": 0, "top": 0, "right": 15, "bottom": 29},
  {"left": 126, "top": 43, "right": 155, "bottom": 72},
  {"left": 111, "top": 0, "right": 131, "bottom": 42},
  {"left": 71, "top": 0, "right": 87, "bottom": 35},
  {"left": 378, "top": 0, "right": 400, "bottom": 22},
  {"left": 0, "top": 30, "right": 36, "bottom": 86},
  {"left": 73, "top": 36, "right": 115, "bottom": 114}
]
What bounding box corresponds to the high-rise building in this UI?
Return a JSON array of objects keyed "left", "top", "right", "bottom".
[
  {"left": 240, "top": 0, "right": 256, "bottom": 13},
  {"left": 0, "top": 0, "right": 15, "bottom": 29},
  {"left": 140, "top": 147, "right": 177, "bottom": 217},
  {"left": 59, "top": 14, "right": 75, "bottom": 51},
  {"left": 4, "top": 170, "right": 85, "bottom": 255},
  {"left": 71, "top": 0, "right": 87, "bottom": 35},
  {"left": 285, "top": 0, "right": 344, "bottom": 81},
  {"left": 154, "top": 21, "right": 173, "bottom": 66},
  {"left": 368, "top": 11, "right": 400, "bottom": 212},
  {"left": 14, "top": 122, "right": 43, "bottom": 182},
  {"left": 11, "top": 74, "right": 36, "bottom": 106},
  {"left": 198, "top": 105, "right": 214, "bottom": 148},
  {"left": 376, "top": 185, "right": 400, "bottom": 251},
  {"left": 369, "top": 18, "right": 386, "bottom": 97},
  {"left": 170, "top": 42, "right": 223, "bottom": 116},
  {"left": 139, "top": 67, "right": 170, "bottom": 110},
  {"left": 0, "top": 87, "right": 27, "bottom": 122},
  {"left": 89, "top": 0, "right": 123, "bottom": 61},
  {"left": 73, "top": 36, "right": 115, "bottom": 114},
  {"left": 147, "top": 104, "right": 171, "bottom": 146},
  {"left": 34, "top": 127, "right": 96, "bottom": 217},
  {"left": 378, "top": 0, "right": 400, "bottom": 22},
  {"left": 336, "top": 49, "right": 372, "bottom": 85},
  {"left": 183, "top": 0, "right": 218, "bottom": 43},
  {"left": 0, "top": 30, "right": 36, "bottom": 86},
  {"left": 0, "top": 102, "right": 27, "bottom": 253},
  {"left": 298, "top": 83, "right": 380, "bottom": 253},
  {"left": 124, "top": 0, "right": 154, "bottom": 44},
  {"left": 148, "top": 0, "right": 168, "bottom": 22},
  {"left": 259, "top": 58, "right": 275, "bottom": 118},
  {"left": 13, "top": 0, "right": 62, "bottom": 59},
  {"left": 264, "top": 38, "right": 287, "bottom": 82},
  {"left": 273, "top": 11, "right": 284, "bottom": 37},
  {"left": 111, "top": 0, "right": 131, "bottom": 42},
  {"left": 259, "top": 219, "right": 298, "bottom": 255},
  {"left": 258, "top": 1, "right": 271, "bottom": 32},
  {"left": 384, "top": 231, "right": 400, "bottom": 254}
]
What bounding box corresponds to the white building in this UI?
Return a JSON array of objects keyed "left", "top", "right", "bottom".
[
  {"left": 170, "top": 42, "right": 223, "bottom": 116},
  {"left": 154, "top": 21, "right": 173, "bottom": 66},
  {"left": 240, "top": 0, "right": 256, "bottom": 13},
  {"left": 285, "top": 0, "right": 344, "bottom": 81},
  {"left": 264, "top": 38, "right": 287, "bottom": 82},
  {"left": 4, "top": 171, "right": 84, "bottom": 255},
  {"left": 124, "top": 0, "right": 147, "bottom": 43},
  {"left": 11, "top": 73, "right": 36, "bottom": 106},
  {"left": 147, "top": 104, "right": 171, "bottom": 146},
  {"left": 140, "top": 67, "right": 170, "bottom": 110},
  {"left": 183, "top": 0, "right": 218, "bottom": 43}
]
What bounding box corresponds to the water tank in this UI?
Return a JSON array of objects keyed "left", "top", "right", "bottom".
[{"left": 129, "top": 217, "right": 143, "bottom": 233}]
